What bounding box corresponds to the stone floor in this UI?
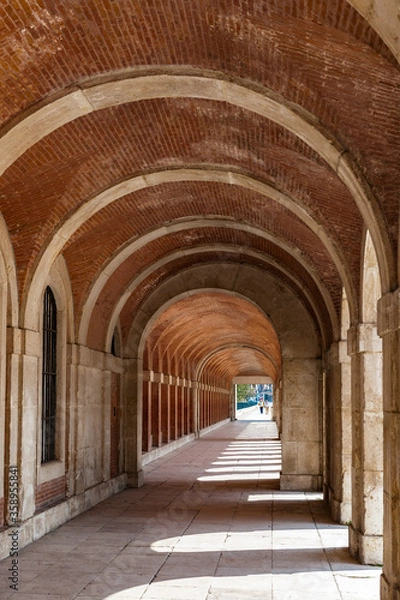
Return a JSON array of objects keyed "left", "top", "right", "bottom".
[{"left": 0, "top": 406, "right": 381, "bottom": 599}]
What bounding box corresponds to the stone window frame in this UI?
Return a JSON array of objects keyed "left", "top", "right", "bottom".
[
  {"left": 41, "top": 286, "right": 58, "bottom": 463},
  {"left": 36, "top": 258, "right": 70, "bottom": 486}
]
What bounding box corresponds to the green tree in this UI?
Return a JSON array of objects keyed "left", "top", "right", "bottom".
[{"left": 236, "top": 384, "right": 255, "bottom": 403}]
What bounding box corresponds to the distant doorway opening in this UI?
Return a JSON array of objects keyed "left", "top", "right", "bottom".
[{"left": 234, "top": 377, "right": 275, "bottom": 421}]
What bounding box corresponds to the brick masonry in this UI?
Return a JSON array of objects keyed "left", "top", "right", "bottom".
[{"left": 35, "top": 477, "right": 66, "bottom": 513}]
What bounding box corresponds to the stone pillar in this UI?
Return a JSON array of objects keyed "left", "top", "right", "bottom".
[
  {"left": 191, "top": 382, "right": 199, "bottom": 435},
  {"left": 161, "top": 380, "right": 170, "bottom": 444},
  {"left": 169, "top": 377, "right": 177, "bottom": 440},
  {"left": 124, "top": 358, "right": 143, "bottom": 488},
  {"left": 142, "top": 376, "right": 152, "bottom": 452},
  {"left": 181, "top": 378, "right": 186, "bottom": 438},
  {"left": 0, "top": 283, "right": 6, "bottom": 527},
  {"left": 185, "top": 382, "right": 191, "bottom": 434},
  {"left": 232, "top": 384, "right": 237, "bottom": 420},
  {"left": 65, "top": 343, "right": 78, "bottom": 498},
  {"left": 326, "top": 341, "right": 352, "bottom": 524},
  {"left": 348, "top": 324, "right": 383, "bottom": 565},
  {"left": 4, "top": 327, "right": 43, "bottom": 528},
  {"left": 274, "top": 381, "right": 282, "bottom": 433},
  {"left": 151, "top": 374, "right": 162, "bottom": 447},
  {"left": 18, "top": 329, "right": 40, "bottom": 522},
  {"left": 378, "top": 290, "right": 400, "bottom": 599},
  {"left": 280, "top": 358, "right": 323, "bottom": 491}
]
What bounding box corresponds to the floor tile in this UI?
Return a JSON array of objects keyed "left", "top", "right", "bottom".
[{"left": 0, "top": 407, "right": 381, "bottom": 599}]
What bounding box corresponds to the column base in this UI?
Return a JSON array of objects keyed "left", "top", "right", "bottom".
[
  {"left": 280, "top": 474, "right": 322, "bottom": 491},
  {"left": 330, "top": 494, "right": 351, "bottom": 525},
  {"left": 381, "top": 573, "right": 400, "bottom": 600},
  {"left": 349, "top": 526, "right": 383, "bottom": 565},
  {"left": 127, "top": 469, "right": 144, "bottom": 488}
]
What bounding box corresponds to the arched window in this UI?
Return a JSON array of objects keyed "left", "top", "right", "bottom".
[
  {"left": 41, "top": 286, "right": 57, "bottom": 463},
  {"left": 111, "top": 327, "right": 121, "bottom": 357}
]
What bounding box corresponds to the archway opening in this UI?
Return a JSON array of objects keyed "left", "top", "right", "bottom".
[{"left": 140, "top": 291, "right": 281, "bottom": 458}]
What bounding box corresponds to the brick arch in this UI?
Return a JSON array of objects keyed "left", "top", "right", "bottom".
[
  {"left": 100, "top": 243, "right": 336, "bottom": 356},
  {"left": 144, "top": 292, "right": 281, "bottom": 381},
  {"left": 79, "top": 214, "right": 340, "bottom": 352},
  {"left": 18, "top": 74, "right": 395, "bottom": 330},
  {"left": 130, "top": 266, "right": 320, "bottom": 362},
  {"left": 25, "top": 166, "right": 351, "bottom": 334},
  {"left": 128, "top": 268, "right": 322, "bottom": 493},
  {"left": 195, "top": 344, "right": 280, "bottom": 383},
  {"left": 346, "top": 0, "right": 400, "bottom": 61}
]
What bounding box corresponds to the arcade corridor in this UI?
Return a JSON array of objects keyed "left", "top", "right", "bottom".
[
  {"left": 0, "top": 409, "right": 381, "bottom": 599},
  {"left": 1, "top": 2, "right": 400, "bottom": 597}
]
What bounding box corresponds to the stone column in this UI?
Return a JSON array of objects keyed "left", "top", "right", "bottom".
[
  {"left": 151, "top": 373, "right": 162, "bottom": 447},
  {"left": 378, "top": 290, "right": 400, "bottom": 600},
  {"left": 348, "top": 323, "right": 383, "bottom": 565},
  {"left": 161, "top": 379, "right": 170, "bottom": 444},
  {"left": 169, "top": 376, "right": 178, "bottom": 440},
  {"left": 274, "top": 381, "right": 282, "bottom": 432},
  {"left": 65, "top": 343, "right": 78, "bottom": 497},
  {"left": 185, "top": 382, "right": 191, "bottom": 434},
  {"left": 124, "top": 358, "right": 143, "bottom": 488},
  {"left": 232, "top": 384, "right": 237, "bottom": 420},
  {"left": 326, "top": 341, "right": 352, "bottom": 524},
  {"left": 3, "top": 326, "right": 44, "bottom": 536},
  {"left": 280, "top": 357, "right": 323, "bottom": 491},
  {"left": 17, "top": 329, "right": 40, "bottom": 523},
  {"left": 0, "top": 284, "right": 6, "bottom": 528},
  {"left": 181, "top": 377, "right": 186, "bottom": 438},
  {"left": 5, "top": 328, "right": 34, "bottom": 524},
  {"left": 191, "top": 382, "right": 199, "bottom": 435},
  {"left": 142, "top": 374, "right": 152, "bottom": 452}
]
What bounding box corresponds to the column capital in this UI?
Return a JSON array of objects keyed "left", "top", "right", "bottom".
[
  {"left": 153, "top": 372, "right": 164, "bottom": 384},
  {"left": 347, "top": 323, "right": 381, "bottom": 355},
  {"left": 327, "top": 341, "right": 339, "bottom": 365},
  {"left": 327, "top": 341, "right": 350, "bottom": 365},
  {"left": 377, "top": 289, "right": 400, "bottom": 337},
  {"left": 347, "top": 325, "right": 358, "bottom": 356},
  {"left": 142, "top": 370, "right": 152, "bottom": 382}
]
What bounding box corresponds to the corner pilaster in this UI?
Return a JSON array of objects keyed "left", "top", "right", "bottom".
[
  {"left": 347, "top": 321, "right": 383, "bottom": 566},
  {"left": 377, "top": 289, "right": 400, "bottom": 600}
]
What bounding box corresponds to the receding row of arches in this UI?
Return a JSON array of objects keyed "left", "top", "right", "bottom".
[
  {"left": 0, "top": 53, "right": 398, "bottom": 599},
  {"left": 0, "top": 224, "right": 392, "bottom": 572}
]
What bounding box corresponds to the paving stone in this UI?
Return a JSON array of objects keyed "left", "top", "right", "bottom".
[{"left": 0, "top": 411, "right": 381, "bottom": 599}]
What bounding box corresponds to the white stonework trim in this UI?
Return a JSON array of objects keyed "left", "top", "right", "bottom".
[
  {"left": 132, "top": 276, "right": 319, "bottom": 361},
  {"left": 36, "top": 256, "right": 74, "bottom": 486},
  {"left": 84, "top": 227, "right": 338, "bottom": 352},
  {"left": 26, "top": 169, "right": 349, "bottom": 336},
  {"left": 0, "top": 213, "right": 18, "bottom": 326},
  {"left": 13, "top": 73, "right": 393, "bottom": 327},
  {"left": 347, "top": 0, "right": 400, "bottom": 62}
]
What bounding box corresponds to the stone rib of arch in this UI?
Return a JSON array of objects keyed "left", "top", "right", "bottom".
[
  {"left": 8, "top": 73, "right": 392, "bottom": 328},
  {"left": 101, "top": 244, "right": 337, "bottom": 355}
]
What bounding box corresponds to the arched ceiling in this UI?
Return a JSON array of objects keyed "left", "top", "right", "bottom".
[
  {"left": 144, "top": 292, "right": 281, "bottom": 382},
  {"left": 0, "top": 1, "right": 399, "bottom": 380}
]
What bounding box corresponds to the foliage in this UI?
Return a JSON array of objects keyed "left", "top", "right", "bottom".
[{"left": 236, "top": 384, "right": 255, "bottom": 403}]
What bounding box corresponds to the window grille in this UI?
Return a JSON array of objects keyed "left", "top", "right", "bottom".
[{"left": 41, "top": 287, "right": 57, "bottom": 463}]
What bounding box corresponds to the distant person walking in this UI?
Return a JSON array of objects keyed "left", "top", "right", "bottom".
[{"left": 258, "top": 397, "right": 264, "bottom": 414}]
